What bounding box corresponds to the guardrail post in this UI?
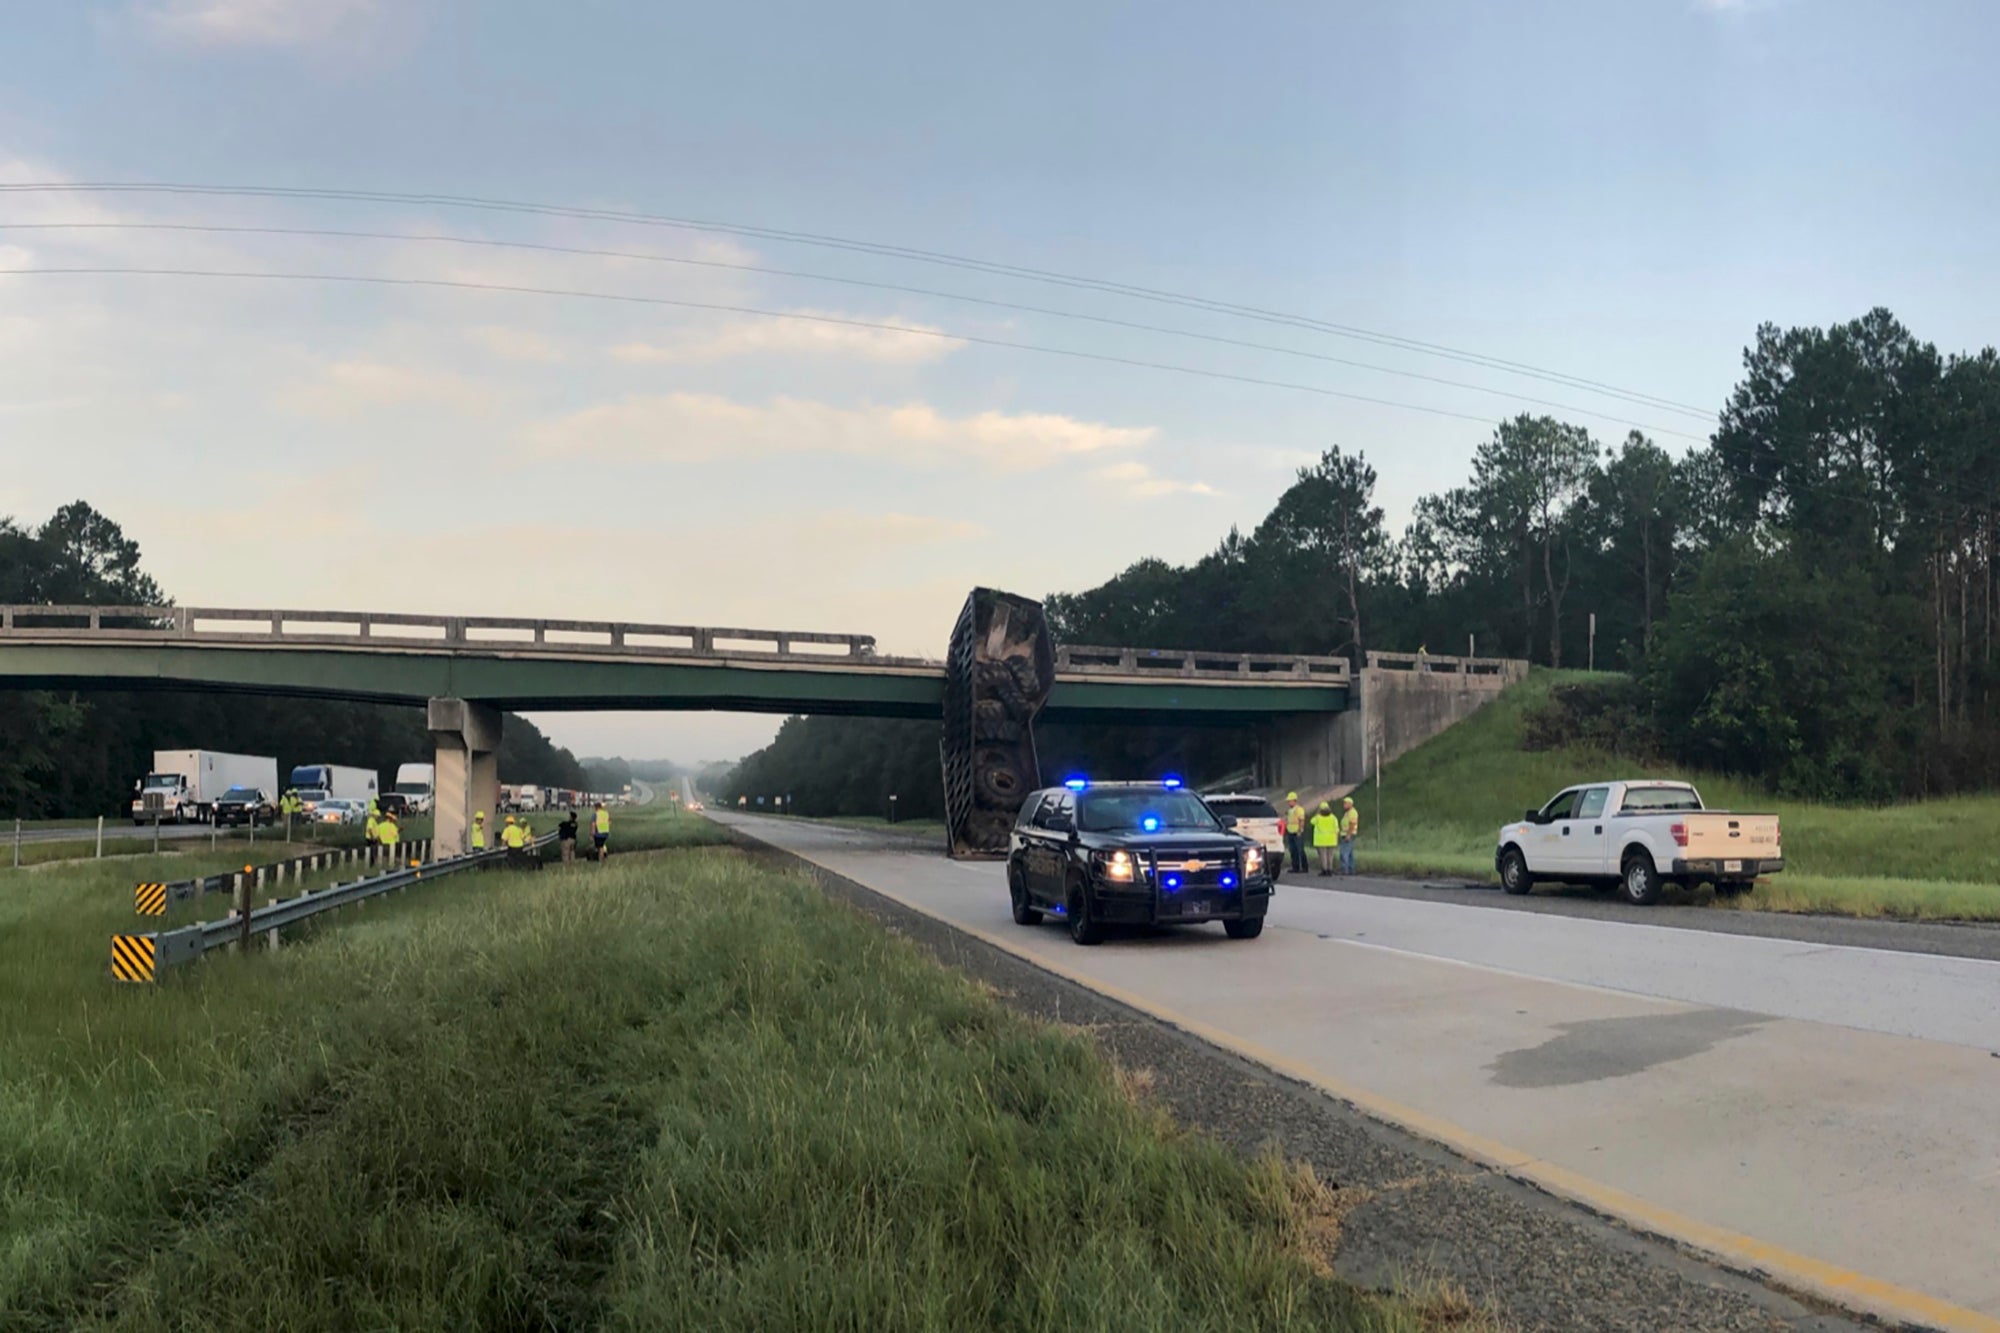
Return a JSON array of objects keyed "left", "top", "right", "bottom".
[
  {"left": 11, "top": 818, "right": 18, "bottom": 869},
  {"left": 96, "top": 815, "right": 104, "bottom": 858},
  {"left": 231, "top": 873, "right": 247, "bottom": 952},
  {"left": 266, "top": 898, "right": 279, "bottom": 951}
]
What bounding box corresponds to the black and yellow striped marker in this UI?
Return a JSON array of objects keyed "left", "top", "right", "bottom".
[
  {"left": 134, "top": 882, "right": 168, "bottom": 916},
  {"left": 110, "top": 934, "right": 157, "bottom": 983}
]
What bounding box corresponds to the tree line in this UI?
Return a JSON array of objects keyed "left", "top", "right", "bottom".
[
  {"left": 0, "top": 502, "right": 589, "bottom": 817},
  {"left": 727, "top": 309, "right": 2000, "bottom": 808}
]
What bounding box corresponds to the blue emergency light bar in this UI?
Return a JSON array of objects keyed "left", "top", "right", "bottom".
[{"left": 1064, "top": 777, "right": 1088, "bottom": 791}]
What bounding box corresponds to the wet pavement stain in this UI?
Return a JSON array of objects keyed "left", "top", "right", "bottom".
[{"left": 1489, "top": 1009, "right": 1769, "bottom": 1088}]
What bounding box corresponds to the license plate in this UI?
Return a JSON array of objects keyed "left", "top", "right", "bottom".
[
  {"left": 1184, "top": 900, "right": 1210, "bottom": 917},
  {"left": 1724, "top": 860, "right": 1743, "bottom": 873}
]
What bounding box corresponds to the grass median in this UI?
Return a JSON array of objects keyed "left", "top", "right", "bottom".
[{"left": 1, "top": 808, "right": 1458, "bottom": 1331}]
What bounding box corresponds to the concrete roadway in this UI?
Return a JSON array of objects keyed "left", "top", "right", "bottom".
[{"left": 715, "top": 812, "right": 2000, "bottom": 1332}]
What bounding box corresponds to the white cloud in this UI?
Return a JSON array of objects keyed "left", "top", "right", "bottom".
[
  {"left": 1093, "top": 460, "right": 1219, "bottom": 498},
  {"left": 610, "top": 311, "right": 963, "bottom": 366},
  {"left": 522, "top": 393, "right": 1154, "bottom": 472},
  {"left": 468, "top": 325, "right": 567, "bottom": 363},
  {"left": 126, "top": 0, "right": 382, "bottom": 47},
  {"left": 275, "top": 359, "right": 493, "bottom": 418}
]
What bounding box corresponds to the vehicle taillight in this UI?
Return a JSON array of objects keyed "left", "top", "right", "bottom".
[{"left": 1670, "top": 822, "right": 1688, "bottom": 848}]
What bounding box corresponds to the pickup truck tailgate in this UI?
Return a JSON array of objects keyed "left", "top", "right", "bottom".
[{"left": 1683, "top": 812, "right": 1780, "bottom": 864}]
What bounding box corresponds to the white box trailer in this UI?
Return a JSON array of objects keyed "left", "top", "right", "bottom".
[
  {"left": 131, "top": 750, "right": 278, "bottom": 825},
  {"left": 393, "top": 762, "right": 436, "bottom": 814}
]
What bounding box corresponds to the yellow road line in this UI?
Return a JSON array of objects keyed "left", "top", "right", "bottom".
[{"left": 757, "top": 828, "right": 2000, "bottom": 1333}]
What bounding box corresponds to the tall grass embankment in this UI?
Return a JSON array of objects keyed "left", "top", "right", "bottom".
[
  {"left": 1364, "top": 670, "right": 2000, "bottom": 920},
  {"left": 1, "top": 807, "right": 1464, "bottom": 1331}
]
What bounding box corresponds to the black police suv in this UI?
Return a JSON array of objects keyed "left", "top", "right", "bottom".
[
  {"left": 1006, "top": 780, "right": 1272, "bottom": 945},
  {"left": 212, "top": 786, "right": 275, "bottom": 828}
]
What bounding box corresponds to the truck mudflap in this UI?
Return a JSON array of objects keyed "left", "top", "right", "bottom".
[{"left": 941, "top": 589, "right": 1055, "bottom": 859}]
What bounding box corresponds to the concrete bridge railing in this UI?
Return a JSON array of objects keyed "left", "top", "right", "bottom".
[
  {"left": 1056, "top": 644, "right": 1350, "bottom": 681},
  {"left": 0, "top": 605, "right": 882, "bottom": 661}
]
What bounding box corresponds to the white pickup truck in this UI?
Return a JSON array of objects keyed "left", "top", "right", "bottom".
[{"left": 1495, "top": 780, "right": 1782, "bottom": 905}]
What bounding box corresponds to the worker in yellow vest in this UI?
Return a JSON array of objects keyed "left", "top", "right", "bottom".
[
  {"left": 376, "top": 810, "right": 400, "bottom": 851},
  {"left": 364, "top": 808, "right": 378, "bottom": 843},
  {"left": 1338, "top": 796, "right": 1360, "bottom": 876},
  {"left": 1309, "top": 801, "right": 1340, "bottom": 877},
  {"left": 501, "top": 814, "right": 525, "bottom": 850},
  {"left": 592, "top": 801, "right": 611, "bottom": 862},
  {"left": 1283, "top": 791, "right": 1308, "bottom": 875},
  {"left": 470, "top": 810, "right": 487, "bottom": 853}
]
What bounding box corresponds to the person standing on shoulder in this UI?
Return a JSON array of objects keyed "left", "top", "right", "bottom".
[
  {"left": 1309, "top": 801, "right": 1339, "bottom": 877},
  {"left": 364, "top": 805, "right": 379, "bottom": 845},
  {"left": 592, "top": 801, "right": 611, "bottom": 862},
  {"left": 1338, "top": 796, "right": 1360, "bottom": 876},
  {"left": 558, "top": 809, "right": 579, "bottom": 864},
  {"left": 376, "top": 809, "right": 400, "bottom": 857},
  {"left": 1283, "top": 791, "right": 1308, "bottom": 875},
  {"left": 470, "top": 810, "right": 487, "bottom": 854},
  {"left": 1416, "top": 644, "right": 1431, "bottom": 674}
]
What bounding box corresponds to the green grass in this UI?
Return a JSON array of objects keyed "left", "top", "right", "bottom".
[
  {"left": 0, "top": 805, "right": 1452, "bottom": 1332},
  {"left": 1367, "top": 670, "right": 2000, "bottom": 920}
]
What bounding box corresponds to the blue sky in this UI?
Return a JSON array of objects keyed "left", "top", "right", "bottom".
[{"left": 3, "top": 0, "right": 1995, "bottom": 761}]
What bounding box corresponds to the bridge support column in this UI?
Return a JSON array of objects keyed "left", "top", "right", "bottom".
[
  {"left": 1256, "top": 709, "right": 1365, "bottom": 796},
  {"left": 428, "top": 698, "right": 502, "bottom": 857}
]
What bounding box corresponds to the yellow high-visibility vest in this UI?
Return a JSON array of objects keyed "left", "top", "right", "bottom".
[
  {"left": 377, "top": 820, "right": 399, "bottom": 846},
  {"left": 1340, "top": 807, "right": 1359, "bottom": 839},
  {"left": 471, "top": 825, "right": 486, "bottom": 850},
  {"left": 1310, "top": 812, "right": 1340, "bottom": 847},
  {"left": 594, "top": 809, "right": 610, "bottom": 835},
  {"left": 502, "top": 824, "right": 526, "bottom": 849},
  {"left": 1285, "top": 804, "right": 1306, "bottom": 834}
]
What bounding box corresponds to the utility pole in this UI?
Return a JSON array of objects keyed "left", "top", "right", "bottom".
[{"left": 1588, "top": 612, "right": 1597, "bottom": 672}]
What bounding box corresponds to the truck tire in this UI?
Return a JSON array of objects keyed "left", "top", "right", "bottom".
[
  {"left": 1499, "top": 847, "right": 1533, "bottom": 895},
  {"left": 1066, "top": 879, "right": 1104, "bottom": 946},
  {"left": 1224, "top": 917, "right": 1264, "bottom": 940},
  {"left": 1004, "top": 656, "right": 1043, "bottom": 699},
  {"left": 1621, "top": 851, "right": 1664, "bottom": 906},
  {"left": 972, "top": 699, "right": 1022, "bottom": 742},
  {"left": 1008, "top": 864, "right": 1042, "bottom": 926},
  {"left": 973, "top": 751, "right": 1029, "bottom": 807}
]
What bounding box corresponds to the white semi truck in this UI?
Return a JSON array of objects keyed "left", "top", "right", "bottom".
[
  {"left": 393, "top": 762, "right": 436, "bottom": 814},
  {"left": 288, "top": 763, "right": 380, "bottom": 814},
  {"left": 131, "top": 750, "right": 278, "bottom": 825}
]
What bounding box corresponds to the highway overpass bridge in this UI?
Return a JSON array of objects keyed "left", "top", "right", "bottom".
[{"left": 0, "top": 602, "right": 1518, "bottom": 854}]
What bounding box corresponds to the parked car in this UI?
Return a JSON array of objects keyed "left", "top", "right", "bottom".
[
  {"left": 1200, "top": 793, "right": 1286, "bottom": 882},
  {"left": 212, "top": 786, "right": 276, "bottom": 828},
  {"left": 1496, "top": 780, "right": 1783, "bottom": 905},
  {"left": 378, "top": 792, "right": 411, "bottom": 819},
  {"left": 1007, "top": 779, "right": 1271, "bottom": 945},
  {"left": 316, "top": 798, "right": 367, "bottom": 826}
]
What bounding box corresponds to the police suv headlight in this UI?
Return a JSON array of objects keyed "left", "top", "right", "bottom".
[
  {"left": 1242, "top": 845, "right": 1264, "bottom": 875},
  {"left": 1097, "top": 849, "right": 1136, "bottom": 883}
]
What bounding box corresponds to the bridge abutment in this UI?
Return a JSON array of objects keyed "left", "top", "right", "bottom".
[{"left": 428, "top": 697, "right": 502, "bottom": 856}]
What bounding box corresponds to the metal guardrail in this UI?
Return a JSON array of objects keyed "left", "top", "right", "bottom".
[
  {"left": 1055, "top": 644, "right": 1352, "bottom": 681},
  {"left": 110, "top": 834, "right": 554, "bottom": 982},
  {"left": 134, "top": 841, "right": 432, "bottom": 915},
  {"left": 0, "top": 605, "right": 880, "bottom": 661}
]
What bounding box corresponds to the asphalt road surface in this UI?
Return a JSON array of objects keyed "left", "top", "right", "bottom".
[{"left": 717, "top": 812, "right": 2000, "bottom": 1332}]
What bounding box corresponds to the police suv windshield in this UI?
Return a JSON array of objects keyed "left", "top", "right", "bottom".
[
  {"left": 220, "top": 788, "right": 260, "bottom": 802},
  {"left": 1077, "top": 790, "right": 1223, "bottom": 834}
]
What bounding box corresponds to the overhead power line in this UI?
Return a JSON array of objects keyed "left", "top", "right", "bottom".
[
  {"left": 0, "top": 181, "right": 1713, "bottom": 418},
  {"left": 0, "top": 219, "right": 1711, "bottom": 432},
  {"left": 0, "top": 264, "right": 1705, "bottom": 439}
]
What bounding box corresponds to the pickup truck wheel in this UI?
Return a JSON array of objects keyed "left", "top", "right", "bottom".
[
  {"left": 1008, "top": 864, "right": 1042, "bottom": 925},
  {"left": 1621, "top": 852, "right": 1664, "bottom": 906},
  {"left": 1066, "top": 879, "right": 1104, "bottom": 946},
  {"left": 1499, "top": 847, "right": 1533, "bottom": 895}
]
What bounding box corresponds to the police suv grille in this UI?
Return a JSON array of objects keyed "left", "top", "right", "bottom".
[{"left": 1145, "top": 850, "right": 1238, "bottom": 889}]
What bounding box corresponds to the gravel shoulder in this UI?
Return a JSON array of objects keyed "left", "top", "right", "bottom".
[{"left": 742, "top": 840, "right": 1868, "bottom": 1333}]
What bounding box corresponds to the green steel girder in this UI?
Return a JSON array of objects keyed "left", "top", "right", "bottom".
[{"left": 0, "top": 642, "right": 1347, "bottom": 721}]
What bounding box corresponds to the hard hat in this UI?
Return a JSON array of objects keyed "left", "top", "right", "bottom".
[
  {"left": 1318, "top": 801, "right": 1331, "bottom": 812},
  {"left": 1286, "top": 791, "right": 1299, "bottom": 801},
  {"left": 1343, "top": 797, "right": 1354, "bottom": 807},
  {"left": 474, "top": 811, "right": 485, "bottom": 820},
  {"left": 505, "top": 814, "right": 516, "bottom": 823}
]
